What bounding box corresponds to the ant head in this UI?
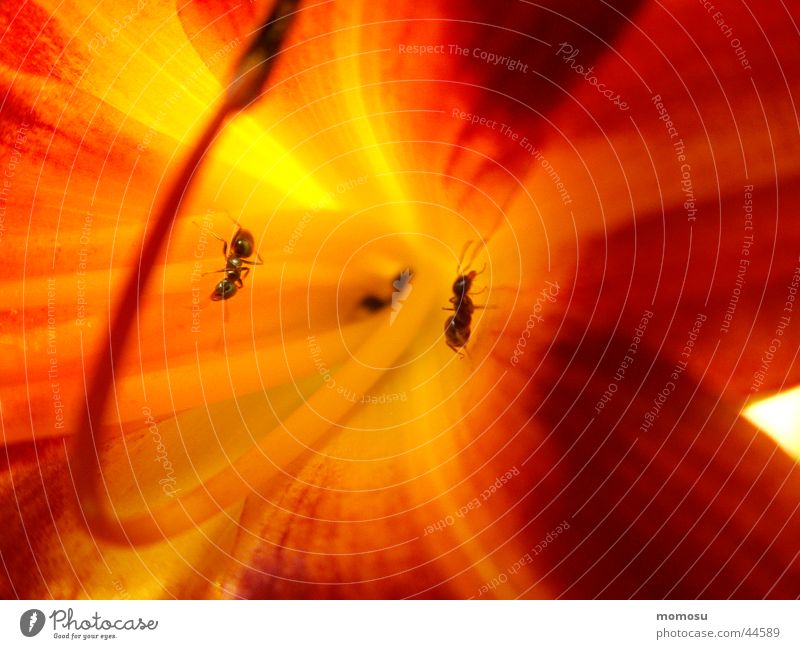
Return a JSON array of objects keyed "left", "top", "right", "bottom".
[
  {"left": 452, "top": 271, "right": 476, "bottom": 296},
  {"left": 231, "top": 229, "right": 255, "bottom": 258},
  {"left": 211, "top": 278, "right": 237, "bottom": 301}
]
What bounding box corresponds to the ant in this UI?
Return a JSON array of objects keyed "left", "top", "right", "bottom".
[
  {"left": 359, "top": 268, "right": 414, "bottom": 314},
  {"left": 444, "top": 241, "right": 487, "bottom": 355},
  {"left": 199, "top": 215, "right": 264, "bottom": 300}
]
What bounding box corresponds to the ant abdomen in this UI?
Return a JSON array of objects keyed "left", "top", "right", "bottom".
[{"left": 211, "top": 279, "right": 238, "bottom": 301}]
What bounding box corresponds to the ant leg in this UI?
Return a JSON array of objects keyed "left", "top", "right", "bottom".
[
  {"left": 449, "top": 345, "right": 468, "bottom": 359},
  {"left": 248, "top": 245, "right": 265, "bottom": 265},
  {"left": 241, "top": 253, "right": 264, "bottom": 266},
  {"left": 202, "top": 268, "right": 227, "bottom": 276},
  {"left": 240, "top": 267, "right": 250, "bottom": 280}
]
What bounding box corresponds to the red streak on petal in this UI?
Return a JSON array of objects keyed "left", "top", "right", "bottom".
[{"left": 71, "top": 106, "right": 229, "bottom": 542}]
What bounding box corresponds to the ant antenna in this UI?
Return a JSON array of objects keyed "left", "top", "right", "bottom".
[
  {"left": 191, "top": 218, "right": 227, "bottom": 244},
  {"left": 456, "top": 239, "right": 485, "bottom": 274},
  {"left": 220, "top": 210, "right": 243, "bottom": 230}
]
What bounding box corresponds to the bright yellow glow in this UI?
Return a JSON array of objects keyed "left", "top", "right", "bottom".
[
  {"left": 743, "top": 386, "right": 800, "bottom": 459},
  {"left": 211, "top": 114, "right": 331, "bottom": 205},
  {"left": 58, "top": 0, "right": 330, "bottom": 208}
]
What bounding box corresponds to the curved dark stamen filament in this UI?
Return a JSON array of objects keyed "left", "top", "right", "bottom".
[{"left": 72, "top": 2, "right": 300, "bottom": 543}]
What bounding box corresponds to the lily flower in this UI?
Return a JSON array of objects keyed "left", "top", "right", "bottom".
[{"left": 1, "top": 0, "right": 799, "bottom": 599}]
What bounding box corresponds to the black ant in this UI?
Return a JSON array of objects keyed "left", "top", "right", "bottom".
[
  {"left": 200, "top": 216, "right": 264, "bottom": 300},
  {"left": 444, "top": 241, "right": 487, "bottom": 355}
]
